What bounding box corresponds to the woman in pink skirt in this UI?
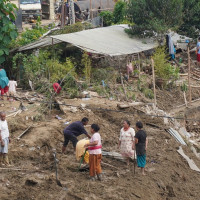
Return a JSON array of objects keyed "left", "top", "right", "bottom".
[{"left": 119, "top": 120, "right": 135, "bottom": 166}]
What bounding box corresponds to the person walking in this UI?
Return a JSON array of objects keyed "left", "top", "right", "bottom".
[{"left": 135, "top": 121, "right": 148, "bottom": 175}]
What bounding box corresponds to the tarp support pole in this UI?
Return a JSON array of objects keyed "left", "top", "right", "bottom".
[
  {"left": 187, "top": 44, "right": 192, "bottom": 105},
  {"left": 151, "top": 58, "right": 157, "bottom": 107}
]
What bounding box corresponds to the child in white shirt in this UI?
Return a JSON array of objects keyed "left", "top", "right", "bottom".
[
  {"left": 8, "top": 77, "right": 17, "bottom": 100},
  {"left": 0, "top": 112, "right": 10, "bottom": 166}
]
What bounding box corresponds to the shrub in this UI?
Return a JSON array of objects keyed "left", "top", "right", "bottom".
[
  {"left": 152, "top": 47, "right": 179, "bottom": 84},
  {"left": 100, "top": 11, "right": 113, "bottom": 27},
  {"left": 81, "top": 52, "right": 92, "bottom": 84},
  {"left": 113, "top": 0, "right": 126, "bottom": 24}
]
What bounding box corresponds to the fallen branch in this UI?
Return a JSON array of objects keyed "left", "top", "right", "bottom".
[
  {"left": 177, "top": 98, "right": 200, "bottom": 108},
  {"left": 0, "top": 168, "right": 47, "bottom": 173},
  {"left": 0, "top": 168, "right": 29, "bottom": 171},
  {"left": 7, "top": 110, "right": 21, "bottom": 118},
  {"left": 17, "top": 125, "right": 33, "bottom": 140},
  {"left": 101, "top": 161, "right": 118, "bottom": 169}
]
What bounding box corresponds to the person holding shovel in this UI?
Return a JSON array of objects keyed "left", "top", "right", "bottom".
[
  {"left": 135, "top": 121, "right": 148, "bottom": 175},
  {"left": 0, "top": 112, "right": 10, "bottom": 166}
]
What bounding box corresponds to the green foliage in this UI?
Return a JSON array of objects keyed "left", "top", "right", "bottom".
[
  {"left": 81, "top": 52, "right": 92, "bottom": 84},
  {"left": 11, "top": 17, "right": 48, "bottom": 47},
  {"left": 12, "top": 50, "right": 77, "bottom": 91},
  {"left": 113, "top": 0, "right": 126, "bottom": 24},
  {"left": 152, "top": 47, "right": 179, "bottom": 83},
  {"left": 126, "top": 0, "right": 183, "bottom": 37},
  {"left": 179, "top": 0, "right": 200, "bottom": 38},
  {"left": 181, "top": 82, "right": 188, "bottom": 92},
  {"left": 127, "top": 91, "right": 136, "bottom": 101},
  {"left": 0, "top": 0, "right": 18, "bottom": 64},
  {"left": 52, "top": 22, "right": 89, "bottom": 35},
  {"left": 143, "top": 88, "right": 154, "bottom": 99},
  {"left": 93, "top": 85, "right": 110, "bottom": 97},
  {"left": 100, "top": 11, "right": 113, "bottom": 27},
  {"left": 91, "top": 67, "right": 118, "bottom": 84}
]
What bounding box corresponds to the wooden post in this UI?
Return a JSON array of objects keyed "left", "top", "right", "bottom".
[
  {"left": 61, "top": 0, "right": 65, "bottom": 28},
  {"left": 187, "top": 44, "right": 192, "bottom": 105},
  {"left": 151, "top": 58, "right": 157, "bottom": 107},
  {"left": 90, "top": 0, "right": 93, "bottom": 19},
  {"left": 138, "top": 53, "right": 140, "bottom": 79}
]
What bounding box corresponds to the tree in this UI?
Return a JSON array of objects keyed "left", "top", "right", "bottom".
[
  {"left": 126, "top": 0, "right": 183, "bottom": 37},
  {"left": 113, "top": 0, "right": 126, "bottom": 24},
  {"left": 179, "top": 0, "right": 200, "bottom": 38},
  {"left": 0, "top": 0, "right": 18, "bottom": 64}
]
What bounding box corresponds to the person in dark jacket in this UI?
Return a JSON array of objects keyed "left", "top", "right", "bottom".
[
  {"left": 62, "top": 117, "right": 91, "bottom": 153},
  {"left": 135, "top": 121, "right": 148, "bottom": 175}
]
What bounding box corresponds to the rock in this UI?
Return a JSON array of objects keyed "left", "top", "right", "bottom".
[
  {"left": 157, "top": 179, "right": 166, "bottom": 190},
  {"left": 25, "top": 178, "right": 38, "bottom": 186},
  {"left": 166, "top": 185, "right": 176, "bottom": 197}
]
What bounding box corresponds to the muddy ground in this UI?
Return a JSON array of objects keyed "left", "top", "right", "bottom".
[{"left": 0, "top": 88, "right": 200, "bottom": 200}]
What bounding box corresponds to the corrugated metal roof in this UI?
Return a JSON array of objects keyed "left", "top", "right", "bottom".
[
  {"left": 51, "top": 25, "right": 157, "bottom": 56},
  {"left": 17, "top": 24, "right": 158, "bottom": 56}
]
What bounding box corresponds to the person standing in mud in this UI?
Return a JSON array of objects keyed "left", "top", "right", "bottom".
[
  {"left": 134, "top": 121, "right": 148, "bottom": 175},
  {"left": 0, "top": 112, "right": 10, "bottom": 166},
  {"left": 118, "top": 120, "right": 135, "bottom": 167},
  {"left": 84, "top": 124, "right": 102, "bottom": 181},
  {"left": 62, "top": 117, "right": 91, "bottom": 153}
]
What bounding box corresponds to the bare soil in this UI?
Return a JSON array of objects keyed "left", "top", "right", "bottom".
[{"left": 0, "top": 90, "right": 200, "bottom": 200}]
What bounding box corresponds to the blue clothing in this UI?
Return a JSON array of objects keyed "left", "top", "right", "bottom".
[
  {"left": 197, "top": 42, "right": 200, "bottom": 54},
  {"left": 137, "top": 155, "right": 146, "bottom": 168},
  {"left": 0, "top": 137, "right": 9, "bottom": 153},
  {"left": 64, "top": 121, "right": 87, "bottom": 136},
  {"left": 0, "top": 69, "right": 9, "bottom": 89},
  {"left": 63, "top": 121, "right": 88, "bottom": 147}
]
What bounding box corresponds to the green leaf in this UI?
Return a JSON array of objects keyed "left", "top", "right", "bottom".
[
  {"left": 3, "top": 16, "right": 10, "bottom": 25},
  {"left": 2, "top": 24, "right": 9, "bottom": 32},
  {"left": 3, "top": 48, "right": 9, "bottom": 56},
  {"left": 0, "top": 50, "right": 4, "bottom": 56},
  {"left": 10, "top": 30, "right": 17, "bottom": 40},
  {"left": 0, "top": 56, "right": 6, "bottom": 64}
]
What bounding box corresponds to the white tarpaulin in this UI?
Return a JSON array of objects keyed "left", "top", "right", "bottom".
[{"left": 17, "top": 25, "right": 158, "bottom": 56}]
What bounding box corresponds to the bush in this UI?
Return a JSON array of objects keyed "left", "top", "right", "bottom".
[
  {"left": 12, "top": 50, "right": 77, "bottom": 90},
  {"left": 11, "top": 17, "right": 48, "bottom": 48},
  {"left": 113, "top": 0, "right": 126, "bottom": 24},
  {"left": 100, "top": 11, "right": 113, "bottom": 27},
  {"left": 152, "top": 47, "right": 179, "bottom": 84},
  {"left": 143, "top": 88, "right": 154, "bottom": 99},
  {"left": 91, "top": 67, "right": 117, "bottom": 84},
  {"left": 81, "top": 52, "right": 92, "bottom": 84}
]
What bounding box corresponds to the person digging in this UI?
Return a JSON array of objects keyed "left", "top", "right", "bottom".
[
  {"left": 62, "top": 117, "right": 91, "bottom": 153},
  {"left": 0, "top": 112, "right": 11, "bottom": 166}
]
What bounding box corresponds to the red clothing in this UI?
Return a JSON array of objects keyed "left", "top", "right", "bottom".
[
  {"left": 197, "top": 54, "right": 200, "bottom": 62},
  {"left": 0, "top": 86, "right": 9, "bottom": 95},
  {"left": 53, "top": 83, "right": 61, "bottom": 94}
]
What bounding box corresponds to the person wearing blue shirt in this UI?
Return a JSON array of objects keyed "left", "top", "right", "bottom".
[{"left": 62, "top": 117, "right": 91, "bottom": 153}]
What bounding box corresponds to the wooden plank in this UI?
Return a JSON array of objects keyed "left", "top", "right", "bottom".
[
  {"left": 151, "top": 58, "right": 157, "bottom": 107},
  {"left": 17, "top": 125, "right": 33, "bottom": 140}
]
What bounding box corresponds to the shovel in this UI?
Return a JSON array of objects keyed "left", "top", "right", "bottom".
[{"left": 53, "top": 152, "right": 63, "bottom": 187}]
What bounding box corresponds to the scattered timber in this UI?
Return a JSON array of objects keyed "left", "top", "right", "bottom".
[{"left": 17, "top": 125, "right": 33, "bottom": 140}]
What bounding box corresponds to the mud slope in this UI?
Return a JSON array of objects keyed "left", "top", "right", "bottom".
[{"left": 0, "top": 98, "right": 200, "bottom": 200}]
